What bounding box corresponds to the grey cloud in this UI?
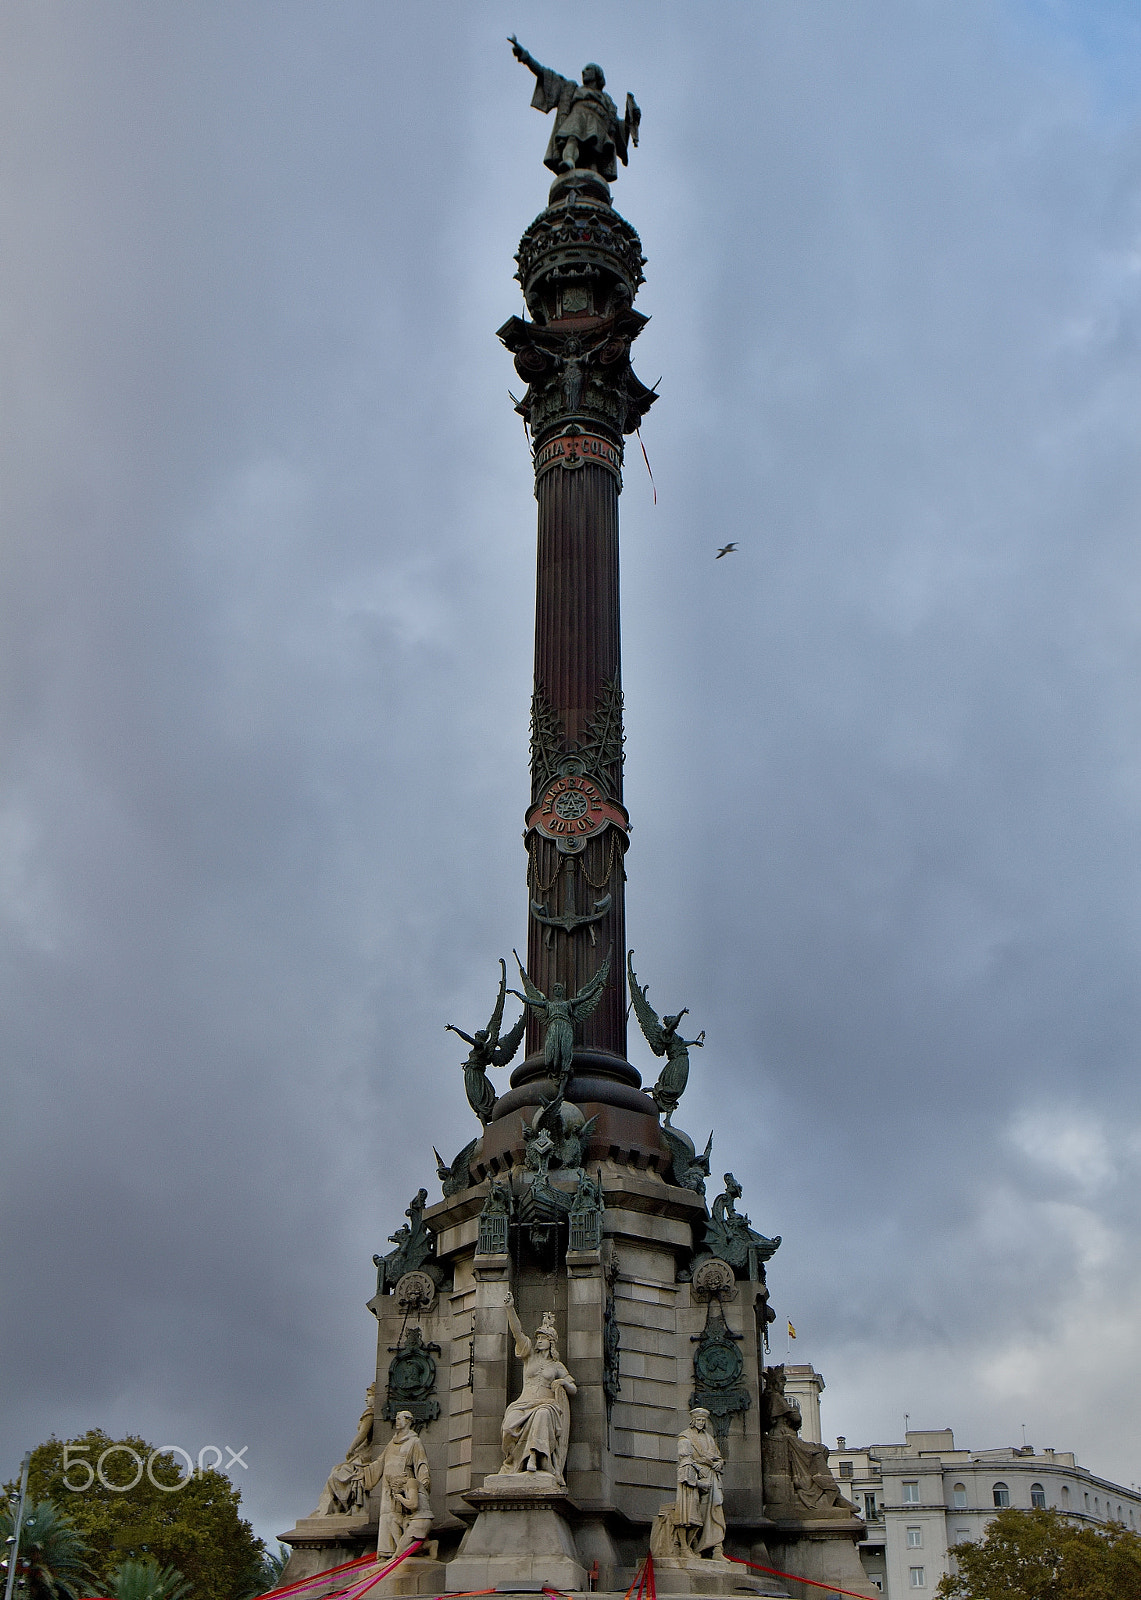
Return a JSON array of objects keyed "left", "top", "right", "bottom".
[{"left": 1, "top": 0, "right": 1140, "bottom": 1539}]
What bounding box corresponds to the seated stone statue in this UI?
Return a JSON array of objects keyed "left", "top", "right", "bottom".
[
  {"left": 650, "top": 1408, "right": 726, "bottom": 1560},
  {"left": 760, "top": 1366, "right": 856, "bottom": 1519},
  {"left": 375, "top": 1410, "right": 433, "bottom": 1558},
  {"left": 497, "top": 1292, "right": 577, "bottom": 1483},
  {"left": 313, "top": 1383, "right": 378, "bottom": 1515}
]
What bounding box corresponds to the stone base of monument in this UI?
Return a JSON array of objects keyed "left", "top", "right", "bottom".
[
  {"left": 445, "top": 1472, "right": 587, "bottom": 1594},
  {"left": 764, "top": 1517, "right": 881, "bottom": 1600},
  {"left": 651, "top": 1554, "right": 789, "bottom": 1596},
  {"left": 373, "top": 1550, "right": 445, "bottom": 1596},
  {"left": 277, "top": 1518, "right": 377, "bottom": 1598}
]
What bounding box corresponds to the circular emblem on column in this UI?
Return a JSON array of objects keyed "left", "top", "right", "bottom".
[
  {"left": 693, "top": 1333, "right": 745, "bottom": 1391},
  {"left": 527, "top": 765, "right": 628, "bottom": 846}
]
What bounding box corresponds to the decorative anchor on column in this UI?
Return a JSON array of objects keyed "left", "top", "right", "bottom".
[{"left": 531, "top": 854, "right": 612, "bottom": 946}]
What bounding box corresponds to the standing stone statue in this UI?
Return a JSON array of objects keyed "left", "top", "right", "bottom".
[
  {"left": 497, "top": 1292, "right": 577, "bottom": 1483},
  {"left": 509, "top": 37, "right": 640, "bottom": 181},
  {"left": 627, "top": 951, "right": 705, "bottom": 1123},
  {"left": 313, "top": 1384, "right": 378, "bottom": 1515},
  {"left": 446, "top": 959, "right": 528, "bottom": 1127},
  {"left": 512, "top": 947, "right": 611, "bottom": 1096},
  {"left": 375, "top": 1410, "right": 433, "bottom": 1558},
  {"left": 651, "top": 1407, "right": 726, "bottom": 1560}
]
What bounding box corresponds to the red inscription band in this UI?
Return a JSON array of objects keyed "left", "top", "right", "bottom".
[
  {"left": 526, "top": 774, "right": 628, "bottom": 842},
  {"left": 534, "top": 431, "right": 623, "bottom": 479}
]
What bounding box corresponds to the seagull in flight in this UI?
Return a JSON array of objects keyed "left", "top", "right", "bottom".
[{"left": 715, "top": 542, "right": 737, "bottom": 559}]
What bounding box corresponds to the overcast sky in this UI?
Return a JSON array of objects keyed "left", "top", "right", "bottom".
[{"left": 3, "top": 0, "right": 1141, "bottom": 1542}]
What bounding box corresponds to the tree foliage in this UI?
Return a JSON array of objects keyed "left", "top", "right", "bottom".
[
  {"left": 5, "top": 1434, "right": 265, "bottom": 1600},
  {"left": 937, "top": 1507, "right": 1141, "bottom": 1600},
  {"left": 249, "top": 1546, "right": 290, "bottom": 1597},
  {"left": 0, "top": 1499, "right": 98, "bottom": 1600},
  {"left": 106, "top": 1558, "right": 193, "bottom": 1600}
]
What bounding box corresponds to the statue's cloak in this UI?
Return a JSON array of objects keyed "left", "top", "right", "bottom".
[{"left": 530, "top": 67, "right": 624, "bottom": 180}]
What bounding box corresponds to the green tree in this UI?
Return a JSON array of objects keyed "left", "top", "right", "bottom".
[
  {"left": 247, "top": 1545, "right": 290, "bottom": 1597},
  {"left": 106, "top": 1558, "right": 192, "bottom": 1600},
  {"left": 937, "top": 1506, "right": 1141, "bottom": 1600},
  {"left": 5, "top": 1434, "right": 265, "bottom": 1600},
  {"left": 0, "top": 1499, "right": 99, "bottom": 1600}
]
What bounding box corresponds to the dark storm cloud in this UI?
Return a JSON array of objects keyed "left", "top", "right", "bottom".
[{"left": 2, "top": 0, "right": 1140, "bottom": 1538}]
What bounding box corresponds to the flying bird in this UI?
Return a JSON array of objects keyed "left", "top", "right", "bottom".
[{"left": 716, "top": 542, "right": 737, "bottom": 559}]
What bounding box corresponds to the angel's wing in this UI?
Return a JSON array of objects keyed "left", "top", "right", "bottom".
[
  {"left": 571, "top": 947, "right": 612, "bottom": 1021},
  {"left": 485, "top": 958, "right": 508, "bottom": 1041},
  {"left": 626, "top": 950, "right": 666, "bottom": 1055},
  {"left": 491, "top": 1009, "right": 528, "bottom": 1067},
  {"left": 513, "top": 949, "right": 547, "bottom": 1008}
]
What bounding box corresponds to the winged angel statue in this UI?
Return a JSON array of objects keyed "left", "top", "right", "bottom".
[
  {"left": 627, "top": 951, "right": 705, "bottom": 1124},
  {"left": 446, "top": 959, "right": 528, "bottom": 1127},
  {"left": 511, "top": 948, "right": 612, "bottom": 1096}
]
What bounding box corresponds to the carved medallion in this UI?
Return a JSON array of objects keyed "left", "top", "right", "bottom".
[
  {"left": 382, "top": 1326, "right": 442, "bottom": 1429},
  {"left": 690, "top": 1300, "right": 751, "bottom": 1451},
  {"left": 527, "top": 771, "right": 627, "bottom": 845},
  {"left": 692, "top": 1258, "right": 737, "bottom": 1302},
  {"left": 394, "top": 1270, "right": 437, "bottom": 1312}
]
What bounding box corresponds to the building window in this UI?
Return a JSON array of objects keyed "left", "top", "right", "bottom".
[
  {"left": 952, "top": 1483, "right": 967, "bottom": 1509},
  {"left": 1095, "top": 1499, "right": 1100, "bottom": 1516},
  {"left": 839, "top": 1461, "right": 853, "bottom": 1478},
  {"left": 1085, "top": 1494, "right": 1090, "bottom": 1511},
  {"left": 1031, "top": 1483, "right": 1046, "bottom": 1509},
  {"left": 909, "top": 1567, "right": 926, "bottom": 1588},
  {"left": 903, "top": 1481, "right": 921, "bottom": 1504},
  {"left": 1061, "top": 1487, "right": 1070, "bottom": 1509},
  {"left": 864, "top": 1493, "right": 878, "bottom": 1521},
  {"left": 993, "top": 1483, "right": 1010, "bottom": 1508},
  {"left": 907, "top": 1527, "right": 922, "bottom": 1548},
  {"left": 954, "top": 1528, "right": 970, "bottom": 1543}
]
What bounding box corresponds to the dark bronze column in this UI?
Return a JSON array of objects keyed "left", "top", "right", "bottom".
[{"left": 492, "top": 167, "right": 656, "bottom": 1122}]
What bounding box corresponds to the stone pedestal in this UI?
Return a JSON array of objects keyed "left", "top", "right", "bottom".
[
  {"left": 651, "top": 1554, "right": 787, "bottom": 1596},
  {"left": 276, "top": 1517, "right": 377, "bottom": 1598},
  {"left": 764, "top": 1517, "right": 881, "bottom": 1600},
  {"left": 445, "top": 1472, "right": 587, "bottom": 1594},
  {"left": 373, "top": 1551, "right": 446, "bottom": 1596}
]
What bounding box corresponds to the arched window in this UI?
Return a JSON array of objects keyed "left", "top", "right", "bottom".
[
  {"left": 1061, "top": 1487, "right": 1070, "bottom": 1508},
  {"left": 952, "top": 1483, "right": 967, "bottom": 1509},
  {"left": 992, "top": 1483, "right": 1010, "bottom": 1508},
  {"left": 1094, "top": 1498, "right": 1100, "bottom": 1516},
  {"left": 1030, "top": 1483, "right": 1046, "bottom": 1509}
]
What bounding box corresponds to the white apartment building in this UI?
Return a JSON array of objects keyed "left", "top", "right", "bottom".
[{"left": 826, "top": 1427, "right": 1141, "bottom": 1597}]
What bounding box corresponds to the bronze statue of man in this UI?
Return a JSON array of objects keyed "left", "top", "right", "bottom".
[{"left": 510, "top": 37, "right": 640, "bottom": 180}]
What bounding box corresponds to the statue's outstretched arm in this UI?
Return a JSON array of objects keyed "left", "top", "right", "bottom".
[
  {"left": 508, "top": 35, "right": 542, "bottom": 77},
  {"left": 504, "top": 1291, "right": 530, "bottom": 1355},
  {"left": 446, "top": 1023, "right": 477, "bottom": 1047}
]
